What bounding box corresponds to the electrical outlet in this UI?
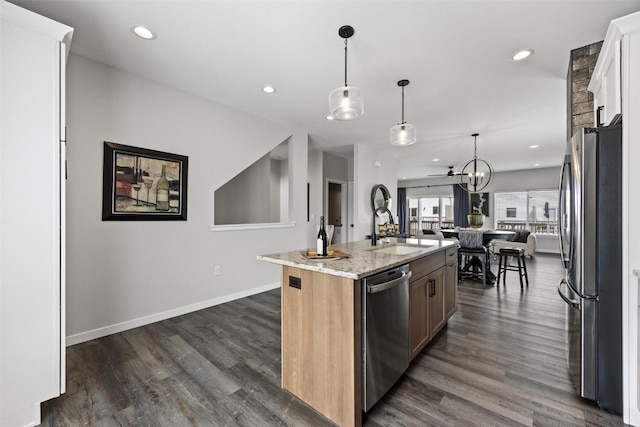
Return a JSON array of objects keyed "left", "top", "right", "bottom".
[
  {"left": 289, "top": 276, "right": 301, "bottom": 289},
  {"left": 214, "top": 265, "right": 221, "bottom": 276}
]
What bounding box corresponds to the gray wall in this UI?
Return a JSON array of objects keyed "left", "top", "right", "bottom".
[
  {"left": 354, "top": 144, "right": 398, "bottom": 241},
  {"left": 215, "top": 153, "right": 272, "bottom": 224},
  {"left": 65, "top": 54, "right": 307, "bottom": 344}
]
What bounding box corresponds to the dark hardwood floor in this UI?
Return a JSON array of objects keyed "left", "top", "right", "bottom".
[{"left": 40, "top": 253, "right": 624, "bottom": 426}]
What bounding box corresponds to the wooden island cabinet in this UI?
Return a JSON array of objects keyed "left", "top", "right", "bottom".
[
  {"left": 258, "top": 238, "right": 458, "bottom": 427},
  {"left": 409, "top": 246, "right": 457, "bottom": 360}
]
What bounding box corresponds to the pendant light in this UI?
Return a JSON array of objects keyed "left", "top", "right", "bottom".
[
  {"left": 328, "top": 25, "right": 364, "bottom": 120},
  {"left": 390, "top": 79, "right": 416, "bottom": 146},
  {"left": 458, "top": 133, "right": 494, "bottom": 193}
]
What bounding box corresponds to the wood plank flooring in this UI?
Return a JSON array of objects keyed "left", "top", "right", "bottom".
[{"left": 39, "top": 253, "right": 624, "bottom": 426}]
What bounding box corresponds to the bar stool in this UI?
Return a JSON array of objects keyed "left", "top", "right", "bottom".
[{"left": 497, "top": 247, "right": 529, "bottom": 288}]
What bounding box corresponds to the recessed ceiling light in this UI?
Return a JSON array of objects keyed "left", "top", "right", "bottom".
[
  {"left": 512, "top": 49, "right": 534, "bottom": 61},
  {"left": 132, "top": 25, "right": 156, "bottom": 40},
  {"left": 262, "top": 85, "right": 276, "bottom": 94},
  {"left": 529, "top": 144, "right": 540, "bottom": 149},
  {"left": 326, "top": 115, "right": 334, "bottom": 120},
  {"left": 534, "top": 163, "right": 541, "bottom": 167},
  {"left": 432, "top": 158, "right": 440, "bottom": 162},
  {"left": 402, "top": 176, "right": 407, "bottom": 180}
]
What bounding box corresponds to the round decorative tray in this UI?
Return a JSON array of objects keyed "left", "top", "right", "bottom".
[{"left": 302, "top": 249, "right": 350, "bottom": 261}]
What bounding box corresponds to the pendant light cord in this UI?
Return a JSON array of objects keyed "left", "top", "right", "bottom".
[
  {"left": 473, "top": 135, "right": 478, "bottom": 159},
  {"left": 401, "top": 86, "right": 405, "bottom": 124},
  {"left": 344, "top": 38, "right": 348, "bottom": 87}
]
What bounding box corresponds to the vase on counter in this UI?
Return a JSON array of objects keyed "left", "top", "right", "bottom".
[{"left": 468, "top": 213, "right": 484, "bottom": 229}]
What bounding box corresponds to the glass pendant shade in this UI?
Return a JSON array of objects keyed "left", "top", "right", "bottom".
[
  {"left": 390, "top": 79, "right": 416, "bottom": 146},
  {"left": 390, "top": 123, "right": 417, "bottom": 146},
  {"left": 329, "top": 86, "right": 364, "bottom": 120}
]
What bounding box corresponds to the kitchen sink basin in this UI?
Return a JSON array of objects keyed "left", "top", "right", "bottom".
[{"left": 371, "top": 244, "right": 433, "bottom": 255}]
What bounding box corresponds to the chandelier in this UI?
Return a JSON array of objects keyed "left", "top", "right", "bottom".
[{"left": 458, "top": 133, "right": 494, "bottom": 193}]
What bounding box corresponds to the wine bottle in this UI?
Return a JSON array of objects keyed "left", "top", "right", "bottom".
[
  {"left": 156, "top": 165, "right": 169, "bottom": 211},
  {"left": 317, "top": 216, "right": 328, "bottom": 256}
]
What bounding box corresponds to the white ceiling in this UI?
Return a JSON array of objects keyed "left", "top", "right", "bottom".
[{"left": 10, "top": 0, "right": 640, "bottom": 180}]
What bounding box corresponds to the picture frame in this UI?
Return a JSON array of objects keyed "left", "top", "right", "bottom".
[
  {"left": 470, "top": 192, "right": 490, "bottom": 217},
  {"left": 102, "top": 142, "right": 188, "bottom": 221}
]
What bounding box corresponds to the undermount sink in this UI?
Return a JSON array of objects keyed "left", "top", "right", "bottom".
[{"left": 371, "top": 244, "right": 433, "bottom": 255}]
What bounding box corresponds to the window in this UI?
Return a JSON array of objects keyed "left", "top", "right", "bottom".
[
  {"left": 494, "top": 190, "right": 558, "bottom": 235},
  {"left": 406, "top": 195, "right": 454, "bottom": 236}
]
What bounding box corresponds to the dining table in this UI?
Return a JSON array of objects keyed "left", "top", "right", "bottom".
[{"left": 440, "top": 229, "right": 517, "bottom": 284}]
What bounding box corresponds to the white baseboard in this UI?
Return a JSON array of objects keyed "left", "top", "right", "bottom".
[
  {"left": 65, "top": 282, "right": 280, "bottom": 346},
  {"left": 0, "top": 403, "right": 40, "bottom": 427}
]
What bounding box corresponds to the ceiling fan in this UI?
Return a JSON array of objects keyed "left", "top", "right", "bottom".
[{"left": 428, "top": 166, "right": 462, "bottom": 177}]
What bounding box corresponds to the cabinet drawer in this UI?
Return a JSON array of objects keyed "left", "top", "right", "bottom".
[
  {"left": 410, "top": 250, "right": 445, "bottom": 281},
  {"left": 445, "top": 247, "right": 458, "bottom": 264}
]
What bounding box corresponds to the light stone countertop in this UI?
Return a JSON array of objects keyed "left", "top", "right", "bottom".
[{"left": 257, "top": 237, "right": 458, "bottom": 280}]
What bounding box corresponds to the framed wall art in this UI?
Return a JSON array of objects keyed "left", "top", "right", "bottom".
[
  {"left": 470, "top": 192, "right": 490, "bottom": 217},
  {"left": 102, "top": 142, "right": 188, "bottom": 221}
]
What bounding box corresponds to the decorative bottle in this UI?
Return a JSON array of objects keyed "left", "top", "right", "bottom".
[
  {"left": 317, "top": 216, "right": 328, "bottom": 256},
  {"left": 156, "top": 165, "right": 169, "bottom": 211}
]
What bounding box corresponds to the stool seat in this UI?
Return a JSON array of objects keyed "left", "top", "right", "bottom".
[
  {"left": 497, "top": 247, "right": 529, "bottom": 288},
  {"left": 499, "top": 247, "right": 525, "bottom": 255},
  {"left": 461, "top": 247, "right": 487, "bottom": 254}
]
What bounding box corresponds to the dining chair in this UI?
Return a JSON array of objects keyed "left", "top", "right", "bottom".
[{"left": 458, "top": 230, "right": 488, "bottom": 284}]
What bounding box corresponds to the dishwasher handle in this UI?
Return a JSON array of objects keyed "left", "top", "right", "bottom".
[{"left": 367, "top": 271, "right": 412, "bottom": 294}]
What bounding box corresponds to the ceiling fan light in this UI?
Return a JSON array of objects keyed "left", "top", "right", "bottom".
[
  {"left": 390, "top": 123, "right": 416, "bottom": 146},
  {"left": 329, "top": 86, "right": 364, "bottom": 120}
]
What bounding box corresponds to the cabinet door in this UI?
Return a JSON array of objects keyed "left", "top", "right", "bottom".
[
  {"left": 602, "top": 40, "right": 622, "bottom": 125},
  {"left": 1, "top": 5, "right": 71, "bottom": 425},
  {"left": 445, "top": 260, "right": 458, "bottom": 319},
  {"left": 429, "top": 268, "right": 447, "bottom": 337},
  {"left": 409, "top": 276, "right": 430, "bottom": 360},
  {"left": 592, "top": 39, "right": 622, "bottom": 126}
]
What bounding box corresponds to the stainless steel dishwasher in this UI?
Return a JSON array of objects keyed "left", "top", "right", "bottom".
[{"left": 362, "top": 264, "right": 411, "bottom": 412}]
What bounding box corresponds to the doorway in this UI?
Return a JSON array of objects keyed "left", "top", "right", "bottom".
[{"left": 327, "top": 180, "right": 347, "bottom": 244}]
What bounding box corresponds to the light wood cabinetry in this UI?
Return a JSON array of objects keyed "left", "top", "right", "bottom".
[
  {"left": 409, "top": 275, "right": 430, "bottom": 359},
  {"left": 281, "top": 266, "right": 362, "bottom": 427},
  {"left": 0, "top": 3, "right": 73, "bottom": 426},
  {"left": 428, "top": 267, "right": 447, "bottom": 337},
  {"left": 445, "top": 247, "right": 459, "bottom": 319},
  {"left": 277, "top": 242, "right": 458, "bottom": 426},
  {"left": 408, "top": 247, "right": 457, "bottom": 360}
]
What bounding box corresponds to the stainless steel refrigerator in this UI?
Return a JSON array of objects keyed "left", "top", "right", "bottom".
[{"left": 557, "top": 124, "right": 622, "bottom": 414}]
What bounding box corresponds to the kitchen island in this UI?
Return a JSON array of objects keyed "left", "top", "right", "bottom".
[{"left": 258, "top": 238, "right": 458, "bottom": 427}]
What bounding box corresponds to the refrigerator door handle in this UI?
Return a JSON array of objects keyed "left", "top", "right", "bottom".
[
  {"left": 558, "top": 279, "right": 580, "bottom": 309},
  {"left": 558, "top": 155, "right": 570, "bottom": 269}
]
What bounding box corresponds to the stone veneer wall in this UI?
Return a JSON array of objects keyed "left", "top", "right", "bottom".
[{"left": 567, "top": 42, "right": 603, "bottom": 140}]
